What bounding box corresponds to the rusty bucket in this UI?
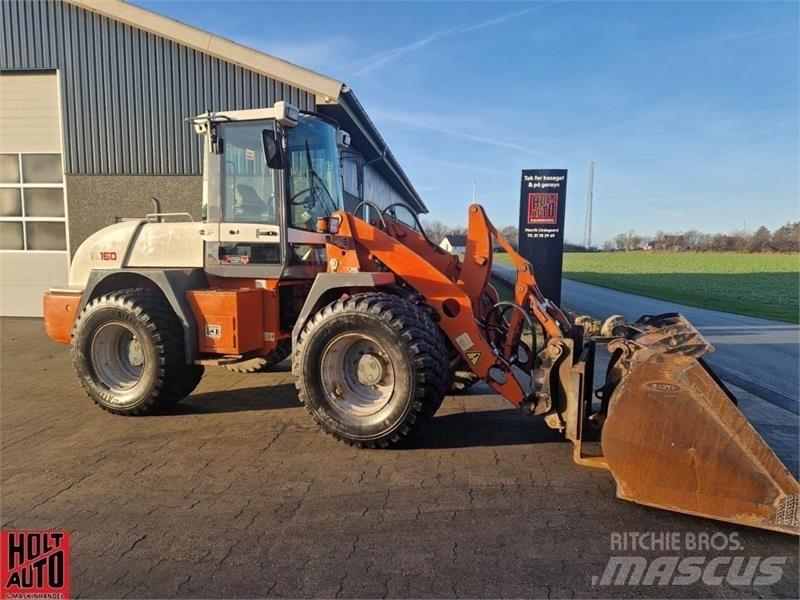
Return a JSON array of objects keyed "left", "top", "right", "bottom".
[{"left": 598, "top": 314, "right": 799, "bottom": 535}]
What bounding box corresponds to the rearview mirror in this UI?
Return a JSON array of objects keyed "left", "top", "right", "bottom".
[{"left": 262, "top": 129, "right": 284, "bottom": 169}]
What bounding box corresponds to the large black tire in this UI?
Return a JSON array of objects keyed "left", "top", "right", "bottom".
[
  {"left": 295, "top": 293, "right": 448, "bottom": 448},
  {"left": 71, "top": 288, "right": 204, "bottom": 415},
  {"left": 223, "top": 339, "right": 291, "bottom": 374}
]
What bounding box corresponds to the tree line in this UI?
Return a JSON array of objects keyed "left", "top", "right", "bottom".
[
  {"left": 423, "top": 220, "right": 799, "bottom": 253},
  {"left": 423, "top": 220, "right": 520, "bottom": 249},
  {"left": 600, "top": 222, "right": 799, "bottom": 253}
]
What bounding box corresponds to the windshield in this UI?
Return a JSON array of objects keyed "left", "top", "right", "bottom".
[{"left": 286, "top": 116, "right": 343, "bottom": 230}]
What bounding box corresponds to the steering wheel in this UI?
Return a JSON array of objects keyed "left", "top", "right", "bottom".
[{"left": 289, "top": 187, "right": 315, "bottom": 206}]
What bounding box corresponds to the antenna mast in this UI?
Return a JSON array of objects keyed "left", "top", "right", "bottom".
[{"left": 583, "top": 160, "right": 595, "bottom": 249}]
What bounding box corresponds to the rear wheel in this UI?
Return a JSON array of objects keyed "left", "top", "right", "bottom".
[
  {"left": 71, "top": 288, "right": 204, "bottom": 415},
  {"left": 295, "top": 293, "right": 447, "bottom": 448},
  {"left": 223, "top": 339, "right": 291, "bottom": 374}
]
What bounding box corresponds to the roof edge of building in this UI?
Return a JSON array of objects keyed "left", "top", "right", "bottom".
[{"left": 66, "top": 0, "right": 344, "bottom": 100}]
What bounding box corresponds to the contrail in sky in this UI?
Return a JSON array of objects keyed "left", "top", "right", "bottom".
[
  {"left": 336, "top": 3, "right": 551, "bottom": 77},
  {"left": 372, "top": 108, "right": 564, "bottom": 162}
]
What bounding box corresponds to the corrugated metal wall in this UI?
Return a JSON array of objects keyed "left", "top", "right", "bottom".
[
  {"left": 0, "top": 0, "right": 316, "bottom": 175},
  {"left": 364, "top": 165, "right": 406, "bottom": 210},
  {"left": 341, "top": 152, "right": 363, "bottom": 198}
]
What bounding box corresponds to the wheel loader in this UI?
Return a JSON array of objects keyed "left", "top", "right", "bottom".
[{"left": 43, "top": 101, "right": 798, "bottom": 535}]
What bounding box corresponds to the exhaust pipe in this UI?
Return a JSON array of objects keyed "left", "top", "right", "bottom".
[{"left": 151, "top": 195, "right": 162, "bottom": 223}]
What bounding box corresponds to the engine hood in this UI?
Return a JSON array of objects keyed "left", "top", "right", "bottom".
[{"left": 69, "top": 220, "right": 144, "bottom": 288}]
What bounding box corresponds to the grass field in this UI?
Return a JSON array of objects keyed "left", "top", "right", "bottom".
[
  {"left": 553, "top": 252, "right": 800, "bottom": 323},
  {"left": 493, "top": 251, "right": 799, "bottom": 322}
]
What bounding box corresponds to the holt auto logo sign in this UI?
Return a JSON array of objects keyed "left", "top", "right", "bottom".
[
  {"left": 527, "top": 192, "right": 559, "bottom": 225},
  {"left": 1, "top": 530, "right": 70, "bottom": 599}
]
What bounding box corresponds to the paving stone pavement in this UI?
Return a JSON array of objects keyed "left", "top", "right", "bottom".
[{"left": 1, "top": 318, "right": 798, "bottom": 599}]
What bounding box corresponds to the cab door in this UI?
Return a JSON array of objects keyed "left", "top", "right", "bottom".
[{"left": 215, "top": 121, "right": 283, "bottom": 272}]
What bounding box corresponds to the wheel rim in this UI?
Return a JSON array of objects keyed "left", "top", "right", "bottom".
[
  {"left": 90, "top": 322, "right": 145, "bottom": 393},
  {"left": 320, "top": 333, "right": 395, "bottom": 417}
]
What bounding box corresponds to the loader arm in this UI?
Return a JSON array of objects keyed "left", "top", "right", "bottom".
[
  {"left": 380, "top": 205, "right": 566, "bottom": 339},
  {"left": 362, "top": 204, "right": 572, "bottom": 392}
]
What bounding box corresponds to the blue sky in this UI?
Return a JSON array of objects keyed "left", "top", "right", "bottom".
[{"left": 135, "top": 0, "right": 798, "bottom": 244}]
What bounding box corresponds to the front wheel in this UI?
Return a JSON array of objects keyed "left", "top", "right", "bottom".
[
  {"left": 71, "top": 289, "right": 203, "bottom": 415},
  {"left": 295, "top": 293, "right": 448, "bottom": 448}
]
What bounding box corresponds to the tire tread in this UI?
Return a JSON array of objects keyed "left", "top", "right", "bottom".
[
  {"left": 71, "top": 288, "right": 203, "bottom": 415},
  {"left": 294, "top": 292, "right": 448, "bottom": 448}
]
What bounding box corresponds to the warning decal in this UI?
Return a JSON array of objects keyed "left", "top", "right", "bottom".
[
  {"left": 455, "top": 332, "right": 474, "bottom": 352},
  {"left": 466, "top": 351, "right": 481, "bottom": 366}
]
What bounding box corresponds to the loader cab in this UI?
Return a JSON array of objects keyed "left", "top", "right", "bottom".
[{"left": 192, "top": 102, "right": 347, "bottom": 278}]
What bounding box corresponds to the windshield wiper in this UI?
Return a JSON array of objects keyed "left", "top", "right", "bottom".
[{"left": 304, "top": 140, "right": 338, "bottom": 215}]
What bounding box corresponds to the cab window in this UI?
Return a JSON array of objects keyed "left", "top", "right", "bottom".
[
  {"left": 286, "top": 117, "right": 343, "bottom": 230},
  {"left": 221, "top": 123, "right": 278, "bottom": 224}
]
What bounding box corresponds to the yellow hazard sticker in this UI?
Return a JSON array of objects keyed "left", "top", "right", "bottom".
[{"left": 466, "top": 351, "right": 481, "bottom": 366}]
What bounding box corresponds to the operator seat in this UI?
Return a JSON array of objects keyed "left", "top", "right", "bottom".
[{"left": 234, "top": 183, "right": 267, "bottom": 220}]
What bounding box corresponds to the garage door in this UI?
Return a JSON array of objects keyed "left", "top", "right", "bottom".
[{"left": 0, "top": 72, "right": 69, "bottom": 317}]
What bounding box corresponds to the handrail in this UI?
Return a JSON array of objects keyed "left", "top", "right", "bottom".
[
  {"left": 352, "top": 200, "right": 388, "bottom": 231},
  {"left": 145, "top": 212, "right": 195, "bottom": 223},
  {"left": 381, "top": 202, "right": 437, "bottom": 248}
]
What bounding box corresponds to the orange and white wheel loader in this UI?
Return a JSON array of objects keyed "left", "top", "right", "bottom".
[{"left": 43, "top": 102, "right": 798, "bottom": 535}]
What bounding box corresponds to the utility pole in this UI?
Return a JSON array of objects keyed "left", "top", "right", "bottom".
[{"left": 583, "top": 160, "right": 595, "bottom": 250}]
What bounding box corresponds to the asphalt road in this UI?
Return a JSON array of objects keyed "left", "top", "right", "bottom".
[
  {"left": 560, "top": 278, "right": 800, "bottom": 415},
  {"left": 1, "top": 318, "right": 798, "bottom": 598}
]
